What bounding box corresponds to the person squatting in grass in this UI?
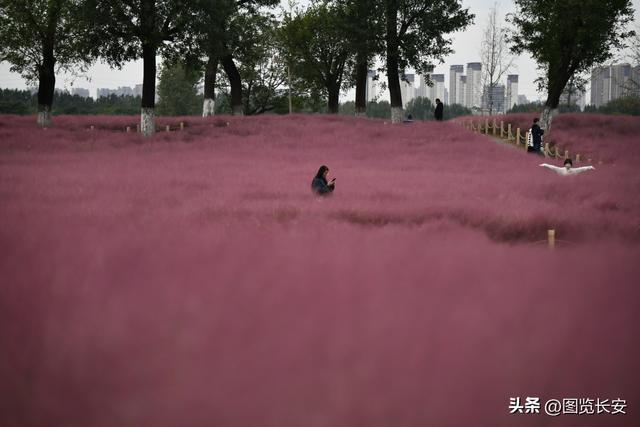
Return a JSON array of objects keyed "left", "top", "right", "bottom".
[
  {"left": 311, "top": 165, "right": 336, "bottom": 195},
  {"left": 540, "top": 158, "right": 595, "bottom": 176},
  {"left": 527, "top": 117, "right": 544, "bottom": 154}
]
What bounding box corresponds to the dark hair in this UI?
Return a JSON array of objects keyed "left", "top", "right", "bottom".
[
  {"left": 315, "top": 165, "right": 329, "bottom": 179},
  {"left": 533, "top": 118, "right": 539, "bottom": 123},
  {"left": 435, "top": 98, "right": 441, "bottom": 103},
  {"left": 564, "top": 158, "right": 573, "bottom": 166}
]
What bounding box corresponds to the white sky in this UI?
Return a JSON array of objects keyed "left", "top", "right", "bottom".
[{"left": 1, "top": 0, "right": 638, "bottom": 103}]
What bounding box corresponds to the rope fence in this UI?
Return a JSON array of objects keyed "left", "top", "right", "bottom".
[
  {"left": 88, "top": 121, "right": 187, "bottom": 133},
  {"left": 457, "top": 118, "right": 598, "bottom": 164},
  {"left": 457, "top": 119, "right": 588, "bottom": 250}
]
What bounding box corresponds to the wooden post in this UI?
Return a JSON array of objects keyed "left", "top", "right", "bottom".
[
  {"left": 165, "top": 125, "right": 170, "bottom": 132},
  {"left": 126, "top": 126, "right": 131, "bottom": 133},
  {"left": 516, "top": 128, "right": 521, "bottom": 146},
  {"left": 564, "top": 150, "right": 569, "bottom": 160},
  {"left": 180, "top": 122, "right": 184, "bottom": 131},
  {"left": 544, "top": 142, "right": 549, "bottom": 156},
  {"left": 90, "top": 125, "right": 94, "bottom": 131},
  {"left": 500, "top": 121, "right": 504, "bottom": 138},
  {"left": 485, "top": 119, "right": 489, "bottom": 135},
  {"left": 492, "top": 119, "right": 497, "bottom": 136},
  {"left": 507, "top": 123, "right": 512, "bottom": 141},
  {"left": 547, "top": 229, "right": 556, "bottom": 250},
  {"left": 576, "top": 153, "right": 581, "bottom": 162}
]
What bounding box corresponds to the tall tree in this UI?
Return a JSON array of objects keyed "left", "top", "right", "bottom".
[
  {"left": 280, "top": 2, "right": 352, "bottom": 113},
  {"left": 156, "top": 61, "right": 202, "bottom": 116},
  {"left": 184, "top": 0, "right": 277, "bottom": 116},
  {"left": 509, "top": 0, "right": 635, "bottom": 133},
  {"left": 0, "top": 0, "right": 91, "bottom": 126},
  {"left": 84, "top": 0, "right": 196, "bottom": 136},
  {"left": 383, "top": 0, "right": 473, "bottom": 123},
  {"left": 340, "top": 0, "right": 383, "bottom": 116},
  {"left": 480, "top": 3, "right": 513, "bottom": 115}
]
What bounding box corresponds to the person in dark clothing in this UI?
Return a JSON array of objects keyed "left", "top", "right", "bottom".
[
  {"left": 528, "top": 117, "right": 545, "bottom": 154},
  {"left": 311, "top": 165, "right": 335, "bottom": 195},
  {"left": 434, "top": 98, "right": 444, "bottom": 121}
]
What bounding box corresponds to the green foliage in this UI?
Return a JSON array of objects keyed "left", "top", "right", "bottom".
[
  {"left": 509, "top": 0, "right": 635, "bottom": 106},
  {"left": 590, "top": 96, "right": 640, "bottom": 115},
  {"left": 366, "top": 101, "right": 391, "bottom": 118},
  {"left": 387, "top": 0, "right": 474, "bottom": 76},
  {"left": 0, "top": 0, "right": 90, "bottom": 82},
  {"left": 405, "top": 97, "right": 472, "bottom": 120},
  {"left": 0, "top": 89, "right": 142, "bottom": 115},
  {"left": 507, "top": 102, "right": 543, "bottom": 113},
  {"left": 279, "top": 1, "right": 352, "bottom": 111},
  {"left": 157, "top": 62, "right": 202, "bottom": 116}
]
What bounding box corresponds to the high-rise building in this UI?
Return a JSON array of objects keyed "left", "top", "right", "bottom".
[
  {"left": 416, "top": 74, "right": 429, "bottom": 99},
  {"left": 71, "top": 87, "right": 90, "bottom": 98},
  {"left": 517, "top": 95, "right": 529, "bottom": 105},
  {"left": 482, "top": 84, "right": 506, "bottom": 114},
  {"left": 134, "top": 84, "right": 143, "bottom": 97},
  {"left": 560, "top": 88, "right": 587, "bottom": 110},
  {"left": 465, "top": 63, "right": 482, "bottom": 110},
  {"left": 97, "top": 86, "right": 136, "bottom": 98},
  {"left": 590, "top": 63, "right": 636, "bottom": 108},
  {"left": 459, "top": 76, "right": 467, "bottom": 107},
  {"left": 366, "top": 70, "right": 377, "bottom": 103},
  {"left": 444, "top": 88, "right": 449, "bottom": 105},
  {"left": 400, "top": 73, "right": 415, "bottom": 107},
  {"left": 427, "top": 74, "right": 445, "bottom": 103},
  {"left": 505, "top": 75, "right": 519, "bottom": 111},
  {"left": 449, "top": 65, "right": 464, "bottom": 105}
]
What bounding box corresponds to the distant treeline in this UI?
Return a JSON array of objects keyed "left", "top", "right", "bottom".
[
  {"left": 341, "top": 97, "right": 472, "bottom": 120},
  {"left": 0, "top": 89, "right": 142, "bottom": 115},
  {"left": 508, "top": 97, "right": 640, "bottom": 116}
]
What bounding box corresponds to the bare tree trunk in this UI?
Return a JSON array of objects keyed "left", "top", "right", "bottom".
[
  {"left": 203, "top": 55, "right": 218, "bottom": 117},
  {"left": 385, "top": 0, "right": 403, "bottom": 123},
  {"left": 222, "top": 54, "right": 243, "bottom": 116},
  {"left": 37, "top": 47, "right": 55, "bottom": 127},
  {"left": 354, "top": 53, "right": 368, "bottom": 117},
  {"left": 140, "top": 42, "right": 157, "bottom": 137}
]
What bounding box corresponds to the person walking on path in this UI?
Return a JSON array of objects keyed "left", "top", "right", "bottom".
[
  {"left": 528, "top": 118, "right": 544, "bottom": 154},
  {"left": 434, "top": 99, "right": 444, "bottom": 121}
]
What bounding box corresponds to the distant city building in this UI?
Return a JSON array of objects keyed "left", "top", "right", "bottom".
[
  {"left": 416, "top": 74, "right": 428, "bottom": 99},
  {"left": 482, "top": 84, "right": 506, "bottom": 114},
  {"left": 134, "top": 84, "right": 143, "bottom": 97},
  {"left": 427, "top": 74, "right": 445, "bottom": 103},
  {"left": 400, "top": 73, "right": 415, "bottom": 108},
  {"left": 517, "top": 94, "right": 529, "bottom": 105},
  {"left": 465, "top": 63, "right": 482, "bottom": 110},
  {"left": 71, "top": 87, "right": 90, "bottom": 98},
  {"left": 560, "top": 87, "right": 587, "bottom": 110},
  {"left": 366, "top": 70, "right": 377, "bottom": 102},
  {"left": 449, "top": 65, "right": 464, "bottom": 105},
  {"left": 459, "top": 76, "right": 467, "bottom": 106},
  {"left": 97, "top": 86, "right": 138, "bottom": 98},
  {"left": 505, "top": 75, "right": 519, "bottom": 111},
  {"left": 444, "top": 87, "right": 449, "bottom": 105},
  {"left": 590, "top": 63, "right": 640, "bottom": 108}
]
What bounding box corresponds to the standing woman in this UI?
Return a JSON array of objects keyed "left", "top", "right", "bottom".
[{"left": 311, "top": 165, "right": 335, "bottom": 195}]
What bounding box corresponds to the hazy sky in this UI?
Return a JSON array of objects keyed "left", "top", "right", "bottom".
[{"left": 1, "top": 0, "right": 639, "bottom": 103}]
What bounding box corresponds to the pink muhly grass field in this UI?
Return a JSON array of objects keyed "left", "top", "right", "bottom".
[{"left": 1, "top": 113, "right": 639, "bottom": 426}]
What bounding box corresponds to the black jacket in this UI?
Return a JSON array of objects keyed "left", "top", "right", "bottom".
[
  {"left": 531, "top": 124, "right": 544, "bottom": 148},
  {"left": 311, "top": 176, "right": 334, "bottom": 195},
  {"left": 434, "top": 102, "right": 444, "bottom": 121}
]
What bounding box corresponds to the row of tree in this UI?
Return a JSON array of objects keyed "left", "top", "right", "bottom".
[{"left": 0, "top": 0, "right": 635, "bottom": 136}]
